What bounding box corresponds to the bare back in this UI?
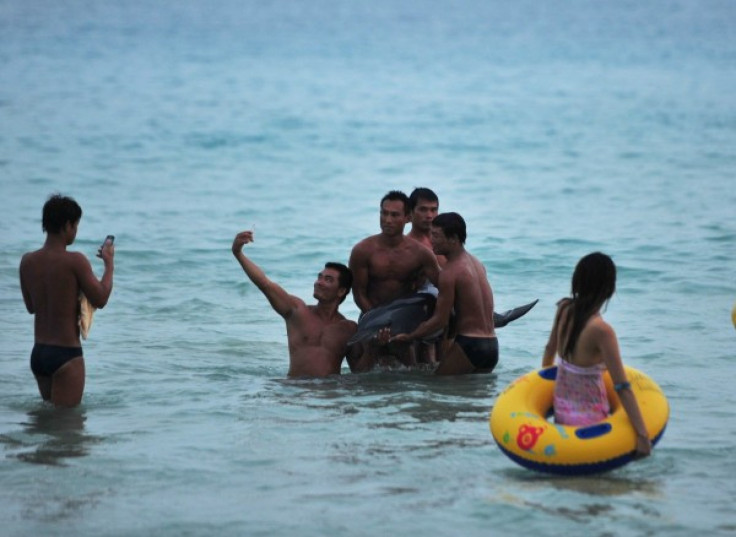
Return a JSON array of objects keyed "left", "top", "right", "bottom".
[
  {"left": 554, "top": 304, "right": 613, "bottom": 368},
  {"left": 20, "top": 245, "right": 112, "bottom": 347},
  {"left": 446, "top": 252, "right": 495, "bottom": 337},
  {"left": 20, "top": 249, "right": 87, "bottom": 347}
]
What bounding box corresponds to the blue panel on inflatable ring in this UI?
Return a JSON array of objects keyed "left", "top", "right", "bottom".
[
  {"left": 575, "top": 423, "right": 613, "bottom": 439},
  {"left": 538, "top": 366, "right": 558, "bottom": 381}
]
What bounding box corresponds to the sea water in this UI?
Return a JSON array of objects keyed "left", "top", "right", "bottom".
[{"left": 1, "top": 1, "right": 735, "bottom": 535}]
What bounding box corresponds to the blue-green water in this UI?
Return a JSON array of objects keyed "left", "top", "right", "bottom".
[{"left": 1, "top": 1, "right": 735, "bottom": 535}]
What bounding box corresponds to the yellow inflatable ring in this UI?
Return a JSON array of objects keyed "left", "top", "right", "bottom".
[{"left": 490, "top": 366, "right": 669, "bottom": 475}]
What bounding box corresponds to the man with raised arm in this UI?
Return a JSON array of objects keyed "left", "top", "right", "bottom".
[
  {"left": 20, "top": 194, "right": 115, "bottom": 407},
  {"left": 232, "top": 229, "right": 367, "bottom": 377}
]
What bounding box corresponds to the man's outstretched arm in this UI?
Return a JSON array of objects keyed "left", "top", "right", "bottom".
[{"left": 232, "top": 230, "right": 297, "bottom": 319}]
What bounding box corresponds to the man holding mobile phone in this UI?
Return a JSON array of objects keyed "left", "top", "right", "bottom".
[
  {"left": 19, "top": 194, "right": 115, "bottom": 407},
  {"left": 232, "top": 229, "right": 367, "bottom": 377}
]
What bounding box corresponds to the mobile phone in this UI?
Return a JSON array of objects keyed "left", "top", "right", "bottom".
[{"left": 101, "top": 235, "right": 115, "bottom": 248}]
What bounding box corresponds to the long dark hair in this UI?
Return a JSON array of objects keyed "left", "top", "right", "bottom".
[{"left": 560, "top": 252, "right": 617, "bottom": 359}]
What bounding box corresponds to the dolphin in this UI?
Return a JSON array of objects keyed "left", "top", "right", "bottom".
[{"left": 348, "top": 296, "right": 538, "bottom": 345}]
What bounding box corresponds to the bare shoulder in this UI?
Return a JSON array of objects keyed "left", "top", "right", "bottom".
[
  {"left": 406, "top": 238, "right": 438, "bottom": 270},
  {"left": 350, "top": 235, "right": 380, "bottom": 257},
  {"left": 68, "top": 250, "right": 90, "bottom": 263},
  {"left": 67, "top": 250, "right": 94, "bottom": 272},
  {"left": 19, "top": 251, "right": 33, "bottom": 270},
  {"left": 468, "top": 253, "right": 488, "bottom": 274},
  {"left": 336, "top": 319, "right": 358, "bottom": 346},
  {"left": 20, "top": 248, "right": 43, "bottom": 265},
  {"left": 21, "top": 248, "right": 86, "bottom": 271},
  {"left": 550, "top": 298, "right": 567, "bottom": 324},
  {"left": 408, "top": 237, "right": 434, "bottom": 257},
  {"left": 354, "top": 234, "right": 381, "bottom": 249},
  {"left": 281, "top": 296, "right": 309, "bottom": 321},
  {"left": 556, "top": 297, "right": 573, "bottom": 309},
  {"left": 437, "top": 260, "right": 460, "bottom": 284},
  {"left": 340, "top": 318, "right": 358, "bottom": 333},
  {"left": 291, "top": 295, "right": 309, "bottom": 311},
  {"left": 588, "top": 315, "right": 617, "bottom": 340}
]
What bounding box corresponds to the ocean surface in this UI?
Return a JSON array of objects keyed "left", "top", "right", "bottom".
[{"left": 1, "top": 1, "right": 735, "bottom": 535}]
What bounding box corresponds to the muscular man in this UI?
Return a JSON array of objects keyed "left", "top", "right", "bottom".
[
  {"left": 349, "top": 191, "right": 440, "bottom": 367},
  {"left": 391, "top": 212, "right": 498, "bottom": 375},
  {"left": 349, "top": 190, "right": 440, "bottom": 313},
  {"left": 232, "top": 230, "right": 365, "bottom": 377},
  {"left": 20, "top": 194, "right": 115, "bottom": 407}
]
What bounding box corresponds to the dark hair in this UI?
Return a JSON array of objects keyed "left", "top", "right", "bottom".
[
  {"left": 560, "top": 252, "right": 617, "bottom": 359},
  {"left": 324, "top": 262, "right": 353, "bottom": 304},
  {"left": 408, "top": 187, "right": 439, "bottom": 211},
  {"left": 432, "top": 212, "right": 466, "bottom": 244},
  {"left": 42, "top": 194, "right": 82, "bottom": 233},
  {"left": 380, "top": 190, "right": 410, "bottom": 215}
]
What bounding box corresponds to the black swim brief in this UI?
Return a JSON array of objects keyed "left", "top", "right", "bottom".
[
  {"left": 454, "top": 335, "right": 498, "bottom": 371},
  {"left": 30, "top": 344, "right": 83, "bottom": 377}
]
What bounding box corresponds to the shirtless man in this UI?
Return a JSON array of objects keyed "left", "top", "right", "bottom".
[
  {"left": 20, "top": 194, "right": 115, "bottom": 407},
  {"left": 391, "top": 212, "right": 498, "bottom": 375},
  {"left": 350, "top": 190, "right": 440, "bottom": 312},
  {"left": 406, "top": 187, "right": 446, "bottom": 364},
  {"left": 349, "top": 190, "right": 440, "bottom": 367},
  {"left": 407, "top": 187, "right": 446, "bottom": 268},
  {"left": 232, "top": 230, "right": 367, "bottom": 377}
]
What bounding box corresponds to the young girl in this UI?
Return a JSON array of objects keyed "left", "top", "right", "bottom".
[{"left": 542, "top": 252, "right": 651, "bottom": 458}]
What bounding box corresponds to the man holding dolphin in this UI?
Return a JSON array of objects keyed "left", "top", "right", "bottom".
[
  {"left": 390, "top": 212, "right": 499, "bottom": 375},
  {"left": 348, "top": 190, "right": 441, "bottom": 367}
]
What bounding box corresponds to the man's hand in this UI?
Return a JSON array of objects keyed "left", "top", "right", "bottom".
[
  {"left": 232, "top": 230, "right": 254, "bottom": 255},
  {"left": 373, "top": 327, "right": 392, "bottom": 346},
  {"left": 389, "top": 331, "right": 413, "bottom": 344},
  {"left": 97, "top": 241, "right": 115, "bottom": 265}
]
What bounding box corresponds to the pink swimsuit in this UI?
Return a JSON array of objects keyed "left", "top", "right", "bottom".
[{"left": 553, "top": 359, "right": 610, "bottom": 426}]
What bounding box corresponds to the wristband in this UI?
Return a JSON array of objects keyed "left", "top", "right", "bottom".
[{"left": 614, "top": 381, "right": 631, "bottom": 393}]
